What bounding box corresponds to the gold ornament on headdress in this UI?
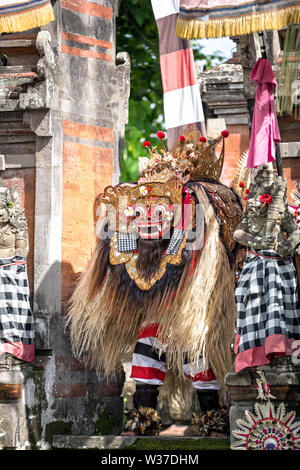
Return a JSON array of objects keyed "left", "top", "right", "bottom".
[
  {"left": 140, "top": 125, "right": 227, "bottom": 184},
  {"left": 97, "top": 126, "right": 228, "bottom": 233},
  {"left": 170, "top": 125, "right": 226, "bottom": 181}
]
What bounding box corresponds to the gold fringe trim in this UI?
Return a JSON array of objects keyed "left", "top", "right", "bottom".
[
  {"left": 0, "top": 4, "right": 54, "bottom": 34},
  {"left": 176, "top": 7, "right": 300, "bottom": 39}
]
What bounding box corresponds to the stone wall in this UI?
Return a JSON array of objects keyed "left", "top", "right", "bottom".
[{"left": 197, "top": 63, "right": 250, "bottom": 187}]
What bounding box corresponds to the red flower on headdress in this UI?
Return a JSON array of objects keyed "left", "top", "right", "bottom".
[
  {"left": 260, "top": 193, "right": 272, "bottom": 206},
  {"left": 239, "top": 181, "right": 245, "bottom": 188},
  {"left": 199, "top": 137, "right": 207, "bottom": 143},
  {"left": 180, "top": 135, "right": 185, "bottom": 143},
  {"left": 143, "top": 140, "right": 151, "bottom": 148},
  {"left": 244, "top": 196, "right": 248, "bottom": 201},
  {"left": 157, "top": 131, "right": 166, "bottom": 140},
  {"left": 245, "top": 188, "right": 250, "bottom": 194},
  {"left": 221, "top": 130, "right": 229, "bottom": 138}
]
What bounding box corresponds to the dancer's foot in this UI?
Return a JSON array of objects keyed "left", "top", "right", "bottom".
[
  {"left": 191, "top": 408, "right": 229, "bottom": 437},
  {"left": 122, "top": 407, "right": 161, "bottom": 436}
]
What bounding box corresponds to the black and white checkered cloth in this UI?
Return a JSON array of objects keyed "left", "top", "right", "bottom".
[
  {"left": 166, "top": 228, "right": 184, "bottom": 255},
  {"left": 117, "top": 232, "right": 138, "bottom": 252},
  {"left": 0, "top": 257, "right": 34, "bottom": 349},
  {"left": 235, "top": 250, "right": 300, "bottom": 354}
]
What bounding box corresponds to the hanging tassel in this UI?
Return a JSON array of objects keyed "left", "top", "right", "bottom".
[
  {"left": 277, "top": 25, "right": 300, "bottom": 118},
  {"left": 0, "top": 3, "right": 54, "bottom": 34},
  {"left": 176, "top": 8, "right": 300, "bottom": 40}
]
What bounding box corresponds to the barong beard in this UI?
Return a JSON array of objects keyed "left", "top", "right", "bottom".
[
  {"left": 86, "top": 230, "right": 197, "bottom": 314},
  {"left": 67, "top": 230, "right": 202, "bottom": 377},
  {"left": 136, "top": 236, "right": 170, "bottom": 282}
]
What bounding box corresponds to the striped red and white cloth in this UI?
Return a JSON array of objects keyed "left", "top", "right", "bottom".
[
  {"left": 151, "top": 0, "right": 206, "bottom": 150},
  {"left": 130, "top": 323, "right": 220, "bottom": 390}
]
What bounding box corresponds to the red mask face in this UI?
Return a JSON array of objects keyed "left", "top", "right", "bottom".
[{"left": 120, "top": 196, "right": 174, "bottom": 240}]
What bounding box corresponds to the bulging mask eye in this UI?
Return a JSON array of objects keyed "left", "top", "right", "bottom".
[
  {"left": 134, "top": 204, "right": 147, "bottom": 218},
  {"left": 153, "top": 205, "right": 166, "bottom": 219}
]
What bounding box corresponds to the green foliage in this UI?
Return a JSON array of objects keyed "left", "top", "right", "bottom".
[{"left": 116, "top": 1, "right": 225, "bottom": 182}]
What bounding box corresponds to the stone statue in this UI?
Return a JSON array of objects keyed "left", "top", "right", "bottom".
[
  {"left": 0, "top": 180, "right": 34, "bottom": 366},
  {"left": 36, "top": 31, "right": 55, "bottom": 82},
  {"left": 233, "top": 164, "right": 300, "bottom": 374},
  {"left": 234, "top": 164, "right": 300, "bottom": 257},
  {"left": 0, "top": 181, "right": 29, "bottom": 259},
  {"left": 20, "top": 31, "right": 55, "bottom": 110}
]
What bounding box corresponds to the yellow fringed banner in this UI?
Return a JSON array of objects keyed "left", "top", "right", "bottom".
[
  {"left": 176, "top": 6, "right": 300, "bottom": 39},
  {"left": 0, "top": 1, "right": 54, "bottom": 34}
]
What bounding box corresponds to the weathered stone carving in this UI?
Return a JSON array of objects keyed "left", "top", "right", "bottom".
[
  {"left": 36, "top": 31, "right": 55, "bottom": 81},
  {"left": 0, "top": 180, "right": 28, "bottom": 259},
  {"left": 234, "top": 164, "right": 300, "bottom": 256},
  {"left": 116, "top": 51, "right": 130, "bottom": 127},
  {"left": 20, "top": 31, "right": 55, "bottom": 110}
]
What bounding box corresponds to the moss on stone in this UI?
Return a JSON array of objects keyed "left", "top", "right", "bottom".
[
  {"left": 94, "top": 411, "right": 121, "bottom": 435},
  {"left": 45, "top": 421, "right": 73, "bottom": 445}
]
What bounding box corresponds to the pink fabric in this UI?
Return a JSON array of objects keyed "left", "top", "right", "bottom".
[
  {"left": 234, "top": 334, "right": 296, "bottom": 373},
  {"left": 247, "top": 58, "right": 281, "bottom": 168},
  {"left": 0, "top": 342, "right": 34, "bottom": 362}
]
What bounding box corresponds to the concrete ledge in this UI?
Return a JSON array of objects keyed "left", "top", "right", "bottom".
[{"left": 52, "top": 435, "right": 137, "bottom": 449}]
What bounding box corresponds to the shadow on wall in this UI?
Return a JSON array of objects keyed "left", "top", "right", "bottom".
[{"left": 33, "top": 258, "right": 79, "bottom": 344}]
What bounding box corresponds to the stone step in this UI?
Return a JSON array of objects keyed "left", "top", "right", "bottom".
[
  {"left": 52, "top": 434, "right": 229, "bottom": 450},
  {"left": 0, "top": 135, "right": 35, "bottom": 144},
  {"left": 0, "top": 65, "right": 37, "bottom": 75},
  {"left": 0, "top": 40, "right": 36, "bottom": 57},
  {"left": 0, "top": 40, "right": 36, "bottom": 49}
]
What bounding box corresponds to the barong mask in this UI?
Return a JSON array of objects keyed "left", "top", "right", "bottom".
[{"left": 96, "top": 127, "right": 226, "bottom": 289}]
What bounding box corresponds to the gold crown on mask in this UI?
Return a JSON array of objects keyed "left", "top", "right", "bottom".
[
  {"left": 98, "top": 175, "right": 183, "bottom": 212},
  {"left": 140, "top": 126, "right": 227, "bottom": 183},
  {"left": 97, "top": 126, "right": 228, "bottom": 214}
]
